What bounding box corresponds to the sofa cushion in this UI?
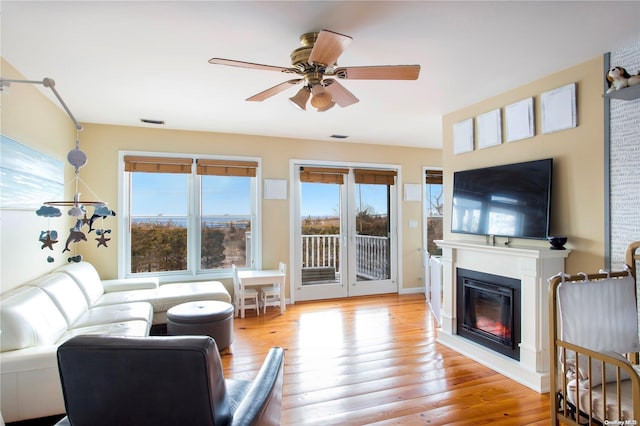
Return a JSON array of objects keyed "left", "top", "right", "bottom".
[
  {"left": 55, "top": 262, "right": 105, "bottom": 306},
  {"left": 0, "top": 287, "right": 68, "bottom": 351},
  {"left": 71, "top": 302, "right": 153, "bottom": 329},
  {"left": 154, "top": 282, "right": 232, "bottom": 313},
  {"left": 101, "top": 277, "right": 159, "bottom": 292},
  {"left": 31, "top": 272, "right": 89, "bottom": 327},
  {"left": 92, "top": 281, "right": 231, "bottom": 324},
  {"left": 59, "top": 320, "right": 151, "bottom": 342},
  {"left": 92, "top": 288, "right": 158, "bottom": 307}
]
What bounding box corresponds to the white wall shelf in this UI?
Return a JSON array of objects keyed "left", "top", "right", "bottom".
[{"left": 604, "top": 83, "right": 640, "bottom": 101}]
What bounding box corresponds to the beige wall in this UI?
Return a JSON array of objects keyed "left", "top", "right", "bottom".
[
  {"left": 1, "top": 53, "right": 441, "bottom": 296},
  {"left": 1, "top": 53, "right": 610, "bottom": 294},
  {"left": 77, "top": 123, "right": 441, "bottom": 296},
  {"left": 442, "top": 56, "right": 605, "bottom": 273},
  {"left": 0, "top": 59, "right": 77, "bottom": 291}
]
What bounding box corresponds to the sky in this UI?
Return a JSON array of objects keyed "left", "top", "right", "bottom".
[
  {"left": 131, "top": 173, "right": 393, "bottom": 218},
  {"left": 131, "top": 173, "right": 250, "bottom": 216},
  {"left": 301, "top": 182, "right": 388, "bottom": 218}
]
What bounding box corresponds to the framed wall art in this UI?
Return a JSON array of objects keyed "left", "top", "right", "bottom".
[
  {"left": 453, "top": 118, "right": 474, "bottom": 154},
  {"left": 403, "top": 183, "right": 422, "bottom": 202},
  {"left": 541, "top": 83, "right": 577, "bottom": 134},
  {"left": 1, "top": 135, "right": 64, "bottom": 210},
  {"left": 505, "top": 97, "right": 534, "bottom": 142},
  {"left": 263, "top": 178, "right": 288, "bottom": 200},
  {"left": 476, "top": 109, "right": 502, "bottom": 149}
]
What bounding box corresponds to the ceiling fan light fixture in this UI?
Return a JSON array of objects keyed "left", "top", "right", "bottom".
[
  {"left": 316, "top": 100, "right": 335, "bottom": 112},
  {"left": 310, "top": 84, "right": 333, "bottom": 110},
  {"left": 209, "top": 29, "right": 420, "bottom": 111},
  {"left": 289, "top": 86, "right": 310, "bottom": 111}
]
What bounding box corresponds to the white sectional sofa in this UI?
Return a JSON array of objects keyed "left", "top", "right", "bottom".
[{"left": 0, "top": 262, "right": 231, "bottom": 423}]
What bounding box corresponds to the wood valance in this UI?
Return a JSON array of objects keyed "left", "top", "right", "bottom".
[
  {"left": 123, "top": 156, "right": 193, "bottom": 174},
  {"left": 196, "top": 159, "right": 258, "bottom": 177},
  {"left": 300, "top": 167, "right": 349, "bottom": 184},
  {"left": 354, "top": 169, "right": 397, "bottom": 185},
  {"left": 425, "top": 169, "right": 443, "bottom": 184}
]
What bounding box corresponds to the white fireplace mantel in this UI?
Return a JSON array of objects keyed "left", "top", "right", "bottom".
[{"left": 435, "top": 239, "right": 570, "bottom": 393}]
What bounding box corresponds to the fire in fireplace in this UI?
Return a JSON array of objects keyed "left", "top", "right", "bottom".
[{"left": 456, "top": 268, "right": 521, "bottom": 360}]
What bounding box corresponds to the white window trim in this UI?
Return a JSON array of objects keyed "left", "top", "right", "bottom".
[{"left": 117, "top": 150, "right": 262, "bottom": 281}]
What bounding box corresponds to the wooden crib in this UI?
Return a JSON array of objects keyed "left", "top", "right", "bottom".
[{"left": 548, "top": 241, "right": 640, "bottom": 425}]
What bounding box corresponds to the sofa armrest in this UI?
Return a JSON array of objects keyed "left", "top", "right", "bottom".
[
  {"left": 2, "top": 345, "right": 64, "bottom": 423},
  {"left": 101, "top": 277, "right": 159, "bottom": 292},
  {"left": 230, "top": 347, "right": 285, "bottom": 426}
]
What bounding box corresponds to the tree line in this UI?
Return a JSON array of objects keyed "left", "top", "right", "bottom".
[{"left": 130, "top": 220, "right": 247, "bottom": 273}]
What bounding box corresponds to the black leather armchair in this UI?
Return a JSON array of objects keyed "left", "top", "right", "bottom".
[{"left": 54, "top": 335, "right": 284, "bottom": 426}]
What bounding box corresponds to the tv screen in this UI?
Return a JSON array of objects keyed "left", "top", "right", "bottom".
[{"left": 451, "top": 158, "right": 553, "bottom": 240}]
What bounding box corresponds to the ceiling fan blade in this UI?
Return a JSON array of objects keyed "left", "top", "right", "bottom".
[
  {"left": 209, "top": 58, "right": 298, "bottom": 74},
  {"left": 246, "top": 79, "right": 302, "bottom": 102},
  {"left": 324, "top": 79, "right": 359, "bottom": 108},
  {"left": 309, "top": 29, "right": 352, "bottom": 67},
  {"left": 334, "top": 65, "right": 420, "bottom": 80}
]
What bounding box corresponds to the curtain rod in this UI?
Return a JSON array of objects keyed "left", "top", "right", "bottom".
[{"left": 0, "top": 77, "right": 83, "bottom": 131}]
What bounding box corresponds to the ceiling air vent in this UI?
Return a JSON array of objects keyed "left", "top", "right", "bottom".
[
  {"left": 330, "top": 134, "right": 349, "bottom": 139},
  {"left": 140, "top": 118, "right": 165, "bottom": 125}
]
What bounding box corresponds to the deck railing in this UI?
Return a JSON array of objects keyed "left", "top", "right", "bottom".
[
  {"left": 301, "top": 234, "right": 389, "bottom": 281},
  {"left": 302, "top": 234, "right": 340, "bottom": 269},
  {"left": 355, "top": 235, "right": 390, "bottom": 280}
]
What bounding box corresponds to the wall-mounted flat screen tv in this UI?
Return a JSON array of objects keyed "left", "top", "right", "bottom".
[{"left": 451, "top": 158, "right": 553, "bottom": 240}]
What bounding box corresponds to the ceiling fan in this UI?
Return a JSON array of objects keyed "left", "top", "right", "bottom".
[{"left": 209, "top": 29, "right": 420, "bottom": 112}]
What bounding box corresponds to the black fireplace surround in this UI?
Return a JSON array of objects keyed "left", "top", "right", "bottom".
[{"left": 456, "top": 268, "right": 521, "bottom": 360}]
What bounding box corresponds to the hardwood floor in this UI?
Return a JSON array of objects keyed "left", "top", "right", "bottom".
[
  {"left": 8, "top": 293, "right": 550, "bottom": 425},
  {"left": 223, "top": 293, "right": 550, "bottom": 425}
]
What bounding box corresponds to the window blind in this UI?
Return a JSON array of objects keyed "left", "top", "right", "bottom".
[
  {"left": 123, "top": 155, "right": 193, "bottom": 174},
  {"left": 196, "top": 159, "right": 258, "bottom": 177},
  {"left": 299, "top": 167, "right": 349, "bottom": 184},
  {"left": 354, "top": 169, "right": 397, "bottom": 185},
  {"left": 425, "top": 169, "right": 443, "bottom": 185}
]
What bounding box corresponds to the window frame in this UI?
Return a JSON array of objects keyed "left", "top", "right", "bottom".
[
  {"left": 423, "top": 167, "right": 444, "bottom": 257},
  {"left": 118, "top": 151, "right": 262, "bottom": 281}
]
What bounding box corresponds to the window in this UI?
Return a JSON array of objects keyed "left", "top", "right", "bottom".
[
  {"left": 425, "top": 169, "right": 443, "bottom": 256},
  {"left": 130, "top": 170, "right": 189, "bottom": 272},
  {"left": 121, "top": 153, "right": 260, "bottom": 278}
]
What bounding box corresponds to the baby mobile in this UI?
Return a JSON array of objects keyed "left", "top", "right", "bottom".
[
  {"left": 1, "top": 77, "right": 118, "bottom": 263},
  {"left": 36, "top": 136, "right": 116, "bottom": 263}
]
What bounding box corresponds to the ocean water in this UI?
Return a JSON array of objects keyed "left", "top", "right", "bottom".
[{"left": 132, "top": 216, "right": 250, "bottom": 229}]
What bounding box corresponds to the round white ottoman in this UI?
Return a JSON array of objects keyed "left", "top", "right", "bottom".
[{"left": 166, "top": 301, "right": 234, "bottom": 350}]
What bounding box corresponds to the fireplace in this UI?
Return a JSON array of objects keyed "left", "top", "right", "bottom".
[
  {"left": 456, "top": 268, "right": 521, "bottom": 360},
  {"left": 435, "top": 240, "right": 570, "bottom": 392}
]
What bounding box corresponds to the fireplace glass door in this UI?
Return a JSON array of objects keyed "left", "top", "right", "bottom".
[
  {"left": 456, "top": 268, "right": 521, "bottom": 360},
  {"left": 463, "top": 282, "right": 513, "bottom": 346}
]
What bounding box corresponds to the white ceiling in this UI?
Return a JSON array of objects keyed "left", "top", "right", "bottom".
[{"left": 2, "top": 1, "right": 639, "bottom": 149}]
